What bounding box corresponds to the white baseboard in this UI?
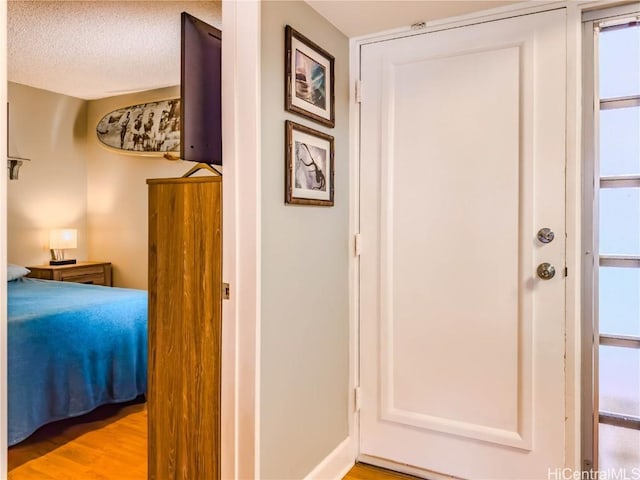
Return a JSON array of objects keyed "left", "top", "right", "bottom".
[{"left": 303, "top": 437, "right": 356, "bottom": 480}]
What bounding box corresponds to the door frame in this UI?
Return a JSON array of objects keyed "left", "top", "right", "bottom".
[
  {"left": 221, "top": 1, "right": 262, "bottom": 478},
  {"left": 0, "top": 2, "right": 8, "bottom": 477},
  {"left": 348, "top": 0, "right": 593, "bottom": 473},
  {"left": 0, "top": 2, "right": 262, "bottom": 479}
]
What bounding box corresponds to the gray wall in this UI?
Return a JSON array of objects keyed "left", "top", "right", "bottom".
[{"left": 261, "top": 2, "right": 350, "bottom": 478}]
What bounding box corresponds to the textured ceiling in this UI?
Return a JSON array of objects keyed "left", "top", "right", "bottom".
[
  {"left": 8, "top": 1, "right": 524, "bottom": 100},
  {"left": 306, "top": 0, "right": 523, "bottom": 38},
  {"left": 8, "top": 1, "right": 222, "bottom": 100}
]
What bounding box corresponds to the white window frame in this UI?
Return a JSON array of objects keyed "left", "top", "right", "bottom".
[{"left": 581, "top": 4, "right": 640, "bottom": 471}]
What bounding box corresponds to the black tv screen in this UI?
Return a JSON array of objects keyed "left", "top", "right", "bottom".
[{"left": 181, "top": 12, "right": 222, "bottom": 165}]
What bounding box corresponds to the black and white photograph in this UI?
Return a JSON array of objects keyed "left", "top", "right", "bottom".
[
  {"left": 285, "top": 25, "right": 335, "bottom": 128},
  {"left": 285, "top": 120, "right": 334, "bottom": 206},
  {"left": 96, "top": 99, "right": 181, "bottom": 154}
]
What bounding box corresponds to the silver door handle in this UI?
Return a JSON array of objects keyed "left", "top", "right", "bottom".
[{"left": 537, "top": 263, "right": 556, "bottom": 280}]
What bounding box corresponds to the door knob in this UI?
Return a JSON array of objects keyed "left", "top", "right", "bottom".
[
  {"left": 537, "top": 228, "right": 555, "bottom": 244},
  {"left": 537, "top": 263, "right": 556, "bottom": 280}
]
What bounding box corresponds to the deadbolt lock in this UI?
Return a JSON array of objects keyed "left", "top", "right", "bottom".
[{"left": 537, "top": 228, "right": 555, "bottom": 244}]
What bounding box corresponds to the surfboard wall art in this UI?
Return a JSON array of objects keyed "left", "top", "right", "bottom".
[{"left": 96, "top": 99, "right": 181, "bottom": 154}]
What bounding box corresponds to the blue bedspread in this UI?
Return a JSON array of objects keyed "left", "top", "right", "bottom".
[{"left": 8, "top": 278, "right": 147, "bottom": 446}]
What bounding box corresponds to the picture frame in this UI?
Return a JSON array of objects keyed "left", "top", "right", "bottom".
[
  {"left": 285, "top": 120, "right": 334, "bottom": 206},
  {"left": 285, "top": 25, "right": 335, "bottom": 128}
]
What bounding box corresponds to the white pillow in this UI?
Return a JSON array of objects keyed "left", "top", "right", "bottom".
[{"left": 8, "top": 264, "right": 30, "bottom": 281}]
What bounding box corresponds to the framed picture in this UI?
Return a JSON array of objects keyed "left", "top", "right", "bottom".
[
  {"left": 285, "top": 120, "right": 334, "bottom": 206},
  {"left": 285, "top": 25, "right": 335, "bottom": 128}
]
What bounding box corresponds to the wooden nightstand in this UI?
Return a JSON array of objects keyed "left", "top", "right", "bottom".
[{"left": 26, "top": 261, "right": 112, "bottom": 286}]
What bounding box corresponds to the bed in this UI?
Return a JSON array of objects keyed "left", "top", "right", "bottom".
[{"left": 8, "top": 276, "right": 147, "bottom": 446}]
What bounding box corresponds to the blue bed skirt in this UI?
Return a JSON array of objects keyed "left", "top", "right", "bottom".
[{"left": 8, "top": 278, "right": 147, "bottom": 446}]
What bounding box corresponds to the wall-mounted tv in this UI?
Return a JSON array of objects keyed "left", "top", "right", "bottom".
[{"left": 181, "top": 12, "right": 222, "bottom": 166}]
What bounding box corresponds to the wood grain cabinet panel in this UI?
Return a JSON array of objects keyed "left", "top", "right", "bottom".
[{"left": 147, "top": 175, "right": 222, "bottom": 480}]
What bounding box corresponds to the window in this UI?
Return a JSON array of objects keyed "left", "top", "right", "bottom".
[{"left": 584, "top": 11, "right": 640, "bottom": 472}]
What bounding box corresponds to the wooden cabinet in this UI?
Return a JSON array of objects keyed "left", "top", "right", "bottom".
[
  {"left": 147, "top": 175, "right": 222, "bottom": 480},
  {"left": 26, "top": 261, "right": 112, "bottom": 286}
]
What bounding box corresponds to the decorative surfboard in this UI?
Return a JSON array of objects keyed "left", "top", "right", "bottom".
[{"left": 96, "top": 98, "right": 181, "bottom": 154}]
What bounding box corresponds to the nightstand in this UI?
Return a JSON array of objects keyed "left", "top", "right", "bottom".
[{"left": 26, "top": 261, "right": 112, "bottom": 286}]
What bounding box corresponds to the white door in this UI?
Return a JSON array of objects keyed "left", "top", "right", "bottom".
[{"left": 359, "top": 9, "right": 567, "bottom": 480}]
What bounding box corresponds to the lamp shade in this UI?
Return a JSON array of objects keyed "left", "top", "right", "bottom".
[{"left": 49, "top": 229, "right": 78, "bottom": 250}]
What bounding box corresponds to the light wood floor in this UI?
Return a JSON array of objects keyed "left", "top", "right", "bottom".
[
  {"left": 8, "top": 399, "right": 147, "bottom": 480},
  {"left": 8, "top": 401, "right": 413, "bottom": 480},
  {"left": 345, "top": 463, "right": 420, "bottom": 480}
]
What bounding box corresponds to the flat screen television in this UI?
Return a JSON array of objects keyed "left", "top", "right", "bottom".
[{"left": 181, "top": 12, "right": 222, "bottom": 166}]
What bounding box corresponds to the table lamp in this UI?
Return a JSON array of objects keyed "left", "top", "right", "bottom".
[{"left": 49, "top": 229, "right": 78, "bottom": 265}]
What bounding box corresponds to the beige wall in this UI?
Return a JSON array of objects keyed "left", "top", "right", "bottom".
[
  {"left": 7, "top": 82, "right": 88, "bottom": 267},
  {"left": 261, "top": 2, "right": 350, "bottom": 478},
  {"left": 8, "top": 83, "right": 187, "bottom": 288},
  {"left": 86, "top": 86, "right": 188, "bottom": 289}
]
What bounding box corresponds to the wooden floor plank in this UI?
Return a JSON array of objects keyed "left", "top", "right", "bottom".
[
  {"left": 8, "top": 399, "right": 147, "bottom": 480},
  {"left": 344, "top": 463, "right": 422, "bottom": 480},
  {"left": 9, "top": 403, "right": 418, "bottom": 480}
]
